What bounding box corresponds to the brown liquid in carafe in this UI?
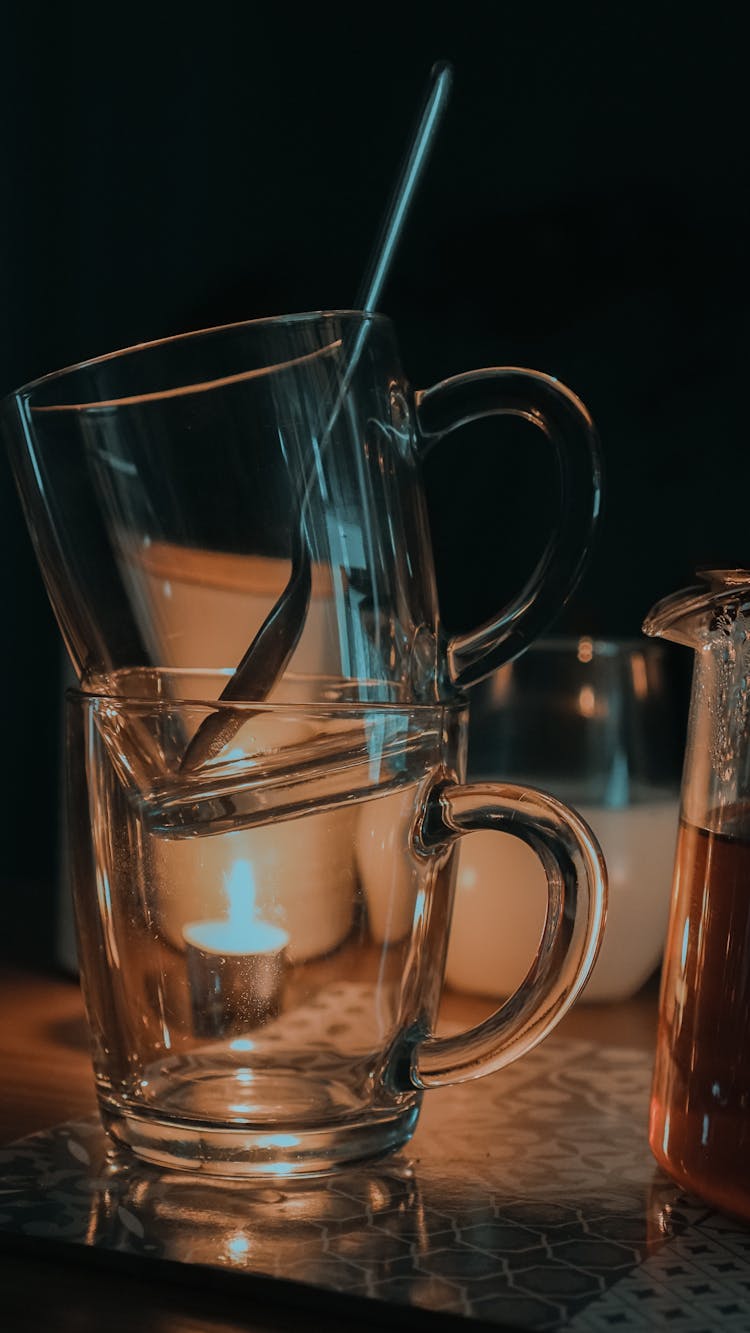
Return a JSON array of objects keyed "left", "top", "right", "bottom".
[{"left": 650, "top": 814, "right": 750, "bottom": 1219}]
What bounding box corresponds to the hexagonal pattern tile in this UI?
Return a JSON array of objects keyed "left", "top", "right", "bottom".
[{"left": 2, "top": 1031, "right": 750, "bottom": 1329}]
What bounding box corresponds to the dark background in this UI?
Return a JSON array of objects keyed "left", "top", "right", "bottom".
[{"left": 1, "top": 5, "right": 746, "bottom": 963}]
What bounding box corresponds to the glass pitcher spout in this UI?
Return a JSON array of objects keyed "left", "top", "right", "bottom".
[
  {"left": 644, "top": 567, "right": 750, "bottom": 835},
  {"left": 643, "top": 569, "right": 750, "bottom": 649}
]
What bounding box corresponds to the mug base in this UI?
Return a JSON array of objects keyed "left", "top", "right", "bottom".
[{"left": 99, "top": 1096, "right": 421, "bottom": 1179}]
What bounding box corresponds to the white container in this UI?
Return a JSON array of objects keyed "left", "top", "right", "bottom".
[
  {"left": 445, "top": 796, "right": 680, "bottom": 1003},
  {"left": 120, "top": 540, "right": 338, "bottom": 683},
  {"left": 446, "top": 637, "right": 684, "bottom": 1003}
]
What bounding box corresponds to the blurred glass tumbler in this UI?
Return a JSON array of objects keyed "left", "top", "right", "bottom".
[
  {"left": 67, "top": 670, "right": 606, "bottom": 1177},
  {"left": 1, "top": 311, "right": 601, "bottom": 702},
  {"left": 447, "top": 639, "right": 681, "bottom": 1003}
]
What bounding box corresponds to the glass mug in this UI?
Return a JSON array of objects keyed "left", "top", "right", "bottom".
[
  {"left": 67, "top": 669, "right": 607, "bottom": 1177},
  {"left": 2, "top": 311, "right": 601, "bottom": 705}
]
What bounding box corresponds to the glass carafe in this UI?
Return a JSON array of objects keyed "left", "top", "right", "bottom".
[{"left": 645, "top": 570, "right": 750, "bottom": 1218}]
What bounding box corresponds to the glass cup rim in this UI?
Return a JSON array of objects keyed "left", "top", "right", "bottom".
[
  {"left": 4, "top": 308, "right": 392, "bottom": 409},
  {"left": 519, "top": 635, "right": 665, "bottom": 659},
  {"left": 67, "top": 668, "right": 463, "bottom": 717}
]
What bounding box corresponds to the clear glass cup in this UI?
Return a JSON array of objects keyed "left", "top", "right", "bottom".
[
  {"left": 446, "top": 638, "right": 681, "bottom": 1003},
  {"left": 67, "top": 668, "right": 606, "bottom": 1177},
  {"left": 3, "top": 311, "right": 601, "bottom": 704}
]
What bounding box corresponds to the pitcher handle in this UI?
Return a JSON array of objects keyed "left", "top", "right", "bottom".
[
  {"left": 415, "top": 367, "right": 602, "bottom": 688},
  {"left": 400, "top": 775, "right": 607, "bottom": 1090}
]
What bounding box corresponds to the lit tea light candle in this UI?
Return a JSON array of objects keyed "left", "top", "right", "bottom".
[
  {"left": 151, "top": 714, "right": 358, "bottom": 963},
  {"left": 183, "top": 858, "right": 289, "bottom": 1038}
]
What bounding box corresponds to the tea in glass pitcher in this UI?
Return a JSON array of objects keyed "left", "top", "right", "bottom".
[{"left": 646, "top": 572, "right": 750, "bottom": 1218}]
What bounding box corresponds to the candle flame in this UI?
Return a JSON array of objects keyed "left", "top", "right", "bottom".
[
  {"left": 183, "top": 855, "right": 288, "bottom": 955},
  {"left": 225, "top": 859, "right": 257, "bottom": 928},
  {"left": 578, "top": 684, "right": 596, "bottom": 718},
  {"left": 222, "top": 858, "right": 288, "bottom": 952}
]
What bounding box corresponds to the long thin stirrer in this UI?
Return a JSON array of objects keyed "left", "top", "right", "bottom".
[
  {"left": 181, "top": 62, "right": 453, "bottom": 769},
  {"left": 357, "top": 61, "right": 453, "bottom": 314}
]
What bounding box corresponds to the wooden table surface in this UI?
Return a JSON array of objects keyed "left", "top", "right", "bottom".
[{"left": 0, "top": 967, "right": 660, "bottom": 1332}]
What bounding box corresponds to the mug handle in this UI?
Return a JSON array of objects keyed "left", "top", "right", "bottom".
[
  {"left": 397, "top": 775, "right": 607, "bottom": 1089},
  {"left": 415, "top": 368, "right": 602, "bottom": 689}
]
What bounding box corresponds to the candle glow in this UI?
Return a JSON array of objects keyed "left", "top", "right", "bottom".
[
  {"left": 183, "top": 858, "right": 290, "bottom": 1038},
  {"left": 183, "top": 859, "right": 289, "bottom": 956}
]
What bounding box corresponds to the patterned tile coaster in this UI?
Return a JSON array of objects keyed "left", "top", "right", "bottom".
[{"left": 1, "top": 1035, "right": 749, "bottom": 1331}]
